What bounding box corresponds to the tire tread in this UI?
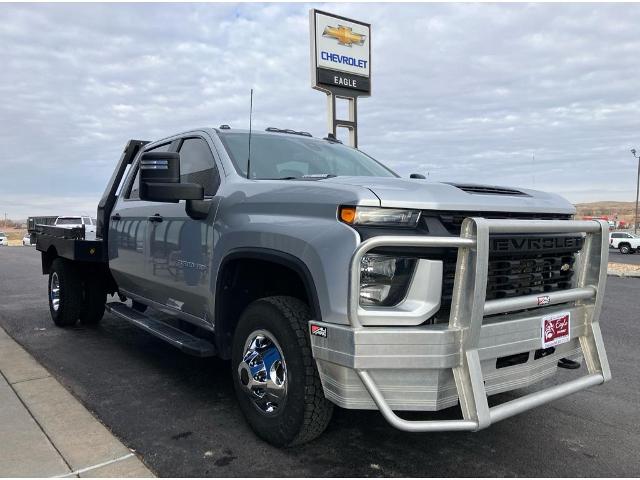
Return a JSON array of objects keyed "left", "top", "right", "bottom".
[
  {"left": 49, "top": 258, "right": 83, "bottom": 327},
  {"left": 261, "top": 296, "right": 333, "bottom": 446},
  {"left": 79, "top": 273, "right": 106, "bottom": 325}
]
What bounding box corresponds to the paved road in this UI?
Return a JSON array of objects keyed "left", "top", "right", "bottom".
[
  {"left": 1, "top": 247, "right": 638, "bottom": 477},
  {"left": 608, "top": 249, "right": 640, "bottom": 265}
]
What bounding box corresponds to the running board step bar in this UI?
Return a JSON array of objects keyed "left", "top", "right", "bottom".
[{"left": 105, "top": 302, "right": 216, "bottom": 357}]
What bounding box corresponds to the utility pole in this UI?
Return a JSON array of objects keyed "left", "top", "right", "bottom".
[
  {"left": 532, "top": 153, "right": 535, "bottom": 188},
  {"left": 632, "top": 149, "right": 640, "bottom": 234}
]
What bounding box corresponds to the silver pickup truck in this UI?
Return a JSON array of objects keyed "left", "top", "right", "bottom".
[{"left": 35, "top": 127, "right": 611, "bottom": 446}]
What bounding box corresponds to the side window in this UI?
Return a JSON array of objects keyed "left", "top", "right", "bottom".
[
  {"left": 127, "top": 143, "right": 172, "bottom": 199},
  {"left": 178, "top": 138, "right": 219, "bottom": 196}
]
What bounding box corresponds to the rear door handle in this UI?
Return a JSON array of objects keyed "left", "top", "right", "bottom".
[
  {"left": 148, "top": 214, "right": 163, "bottom": 223},
  {"left": 111, "top": 213, "right": 121, "bottom": 221}
]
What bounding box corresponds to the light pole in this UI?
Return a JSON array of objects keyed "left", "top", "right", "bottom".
[{"left": 632, "top": 149, "right": 640, "bottom": 234}]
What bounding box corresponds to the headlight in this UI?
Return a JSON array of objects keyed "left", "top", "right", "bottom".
[
  {"left": 360, "top": 254, "right": 416, "bottom": 306},
  {"left": 339, "top": 206, "right": 421, "bottom": 228}
]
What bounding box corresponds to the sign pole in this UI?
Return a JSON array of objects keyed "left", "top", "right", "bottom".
[
  {"left": 327, "top": 93, "right": 358, "bottom": 147},
  {"left": 310, "top": 9, "right": 370, "bottom": 148}
]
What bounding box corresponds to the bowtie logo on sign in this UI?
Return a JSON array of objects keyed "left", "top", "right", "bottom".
[{"left": 323, "top": 25, "right": 366, "bottom": 47}]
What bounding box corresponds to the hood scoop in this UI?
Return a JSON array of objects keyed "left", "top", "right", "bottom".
[{"left": 447, "top": 183, "right": 529, "bottom": 197}]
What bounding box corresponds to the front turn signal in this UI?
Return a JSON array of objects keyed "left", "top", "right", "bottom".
[{"left": 339, "top": 206, "right": 357, "bottom": 224}]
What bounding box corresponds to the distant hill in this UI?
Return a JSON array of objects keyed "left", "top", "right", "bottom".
[{"left": 575, "top": 201, "right": 637, "bottom": 224}]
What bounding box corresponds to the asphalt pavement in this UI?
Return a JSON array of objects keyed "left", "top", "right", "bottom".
[
  {"left": 608, "top": 249, "right": 640, "bottom": 265},
  {"left": 0, "top": 247, "right": 638, "bottom": 477}
]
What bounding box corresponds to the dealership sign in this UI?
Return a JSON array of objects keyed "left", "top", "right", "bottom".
[{"left": 310, "top": 9, "right": 371, "bottom": 95}]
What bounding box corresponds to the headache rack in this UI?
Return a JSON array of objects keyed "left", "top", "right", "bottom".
[
  {"left": 345, "top": 218, "right": 610, "bottom": 432},
  {"left": 35, "top": 139, "right": 148, "bottom": 266}
]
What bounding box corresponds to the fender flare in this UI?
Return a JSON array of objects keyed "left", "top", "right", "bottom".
[{"left": 214, "top": 247, "right": 323, "bottom": 355}]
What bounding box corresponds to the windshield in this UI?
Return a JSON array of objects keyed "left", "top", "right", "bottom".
[
  {"left": 56, "top": 217, "right": 82, "bottom": 225},
  {"left": 218, "top": 132, "right": 397, "bottom": 179}
]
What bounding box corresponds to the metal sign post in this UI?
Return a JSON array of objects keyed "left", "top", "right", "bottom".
[{"left": 310, "top": 9, "right": 371, "bottom": 148}]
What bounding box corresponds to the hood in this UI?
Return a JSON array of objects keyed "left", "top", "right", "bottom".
[{"left": 324, "top": 177, "right": 575, "bottom": 214}]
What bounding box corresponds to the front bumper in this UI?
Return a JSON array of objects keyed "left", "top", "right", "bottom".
[{"left": 309, "top": 218, "right": 611, "bottom": 432}]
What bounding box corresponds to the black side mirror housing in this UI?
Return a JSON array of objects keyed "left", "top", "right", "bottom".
[
  {"left": 410, "top": 173, "right": 426, "bottom": 179},
  {"left": 139, "top": 151, "right": 204, "bottom": 203}
]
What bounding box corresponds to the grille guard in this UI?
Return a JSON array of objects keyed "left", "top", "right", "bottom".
[{"left": 343, "top": 218, "right": 611, "bottom": 432}]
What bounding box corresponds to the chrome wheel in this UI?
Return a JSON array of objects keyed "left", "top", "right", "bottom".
[
  {"left": 237, "top": 330, "right": 287, "bottom": 415},
  {"left": 50, "top": 272, "right": 60, "bottom": 312}
]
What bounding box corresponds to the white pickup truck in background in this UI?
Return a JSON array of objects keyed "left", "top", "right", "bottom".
[
  {"left": 609, "top": 231, "right": 640, "bottom": 254},
  {"left": 54, "top": 216, "right": 97, "bottom": 234}
]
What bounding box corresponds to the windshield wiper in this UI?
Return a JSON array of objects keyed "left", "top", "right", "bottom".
[
  {"left": 259, "top": 174, "right": 337, "bottom": 181},
  {"left": 302, "top": 174, "right": 336, "bottom": 179}
]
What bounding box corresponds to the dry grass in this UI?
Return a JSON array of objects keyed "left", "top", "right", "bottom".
[
  {"left": 608, "top": 262, "right": 640, "bottom": 274},
  {"left": 575, "top": 201, "right": 637, "bottom": 225},
  {"left": 1, "top": 227, "right": 27, "bottom": 246}
]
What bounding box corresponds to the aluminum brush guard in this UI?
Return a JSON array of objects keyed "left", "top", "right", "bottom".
[{"left": 311, "top": 218, "right": 611, "bottom": 432}]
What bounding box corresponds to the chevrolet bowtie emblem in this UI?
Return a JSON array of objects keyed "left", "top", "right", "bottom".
[{"left": 323, "top": 25, "right": 365, "bottom": 47}]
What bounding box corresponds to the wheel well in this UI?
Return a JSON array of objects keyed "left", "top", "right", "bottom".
[
  {"left": 215, "top": 252, "right": 320, "bottom": 359},
  {"left": 42, "top": 246, "right": 58, "bottom": 274},
  {"left": 41, "top": 247, "right": 116, "bottom": 293},
  {"left": 619, "top": 242, "right": 631, "bottom": 248}
]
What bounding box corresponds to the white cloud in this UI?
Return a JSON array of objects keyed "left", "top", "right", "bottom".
[{"left": 1, "top": 3, "right": 639, "bottom": 219}]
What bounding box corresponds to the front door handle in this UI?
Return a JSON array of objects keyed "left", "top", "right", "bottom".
[
  {"left": 111, "top": 213, "right": 121, "bottom": 221},
  {"left": 148, "top": 214, "right": 163, "bottom": 223}
]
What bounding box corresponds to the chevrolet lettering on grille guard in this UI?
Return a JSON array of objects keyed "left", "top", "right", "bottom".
[{"left": 490, "top": 235, "right": 583, "bottom": 254}]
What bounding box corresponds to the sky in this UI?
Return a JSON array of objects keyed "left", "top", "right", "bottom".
[{"left": 1, "top": 2, "right": 639, "bottom": 219}]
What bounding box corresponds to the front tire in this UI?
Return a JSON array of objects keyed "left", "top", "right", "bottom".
[
  {"left": 231, "top": 296, "right": 333, "bottom": 446},
  {"left": 48, "top": 258, "right": 83, "bottom": 327}
]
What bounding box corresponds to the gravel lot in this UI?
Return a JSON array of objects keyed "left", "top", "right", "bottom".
[{"left": 0, "top": 247, "right": 638, "bottom": 477}]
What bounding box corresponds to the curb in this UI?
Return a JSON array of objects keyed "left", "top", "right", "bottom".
[
  {"left": 0, "top": 327, "right": 155, "bottom": 478},
  {"left": 607, "top": 271, "right": 640, "bottom": 278}
]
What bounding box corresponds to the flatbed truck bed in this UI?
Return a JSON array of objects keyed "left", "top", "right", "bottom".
[{"left": 35, "top": 226, "right": 106, "bottom": 263}]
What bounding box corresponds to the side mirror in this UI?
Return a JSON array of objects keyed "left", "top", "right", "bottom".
[
  {"left": 139, "top": 152, "right": 204, "bottom": 203},
  {"left": 410, "top": 173, "right": 426, "bottom": 179}
]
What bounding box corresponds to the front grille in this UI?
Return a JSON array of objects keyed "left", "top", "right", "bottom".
[
  {"left": 440, "top": 244, "right": 579, "bottom": 318},
  {"left": 486, "top": 253, "right": 576, "bottom": 299},
  {"left": 434, "top": 211, "right": 572, "bottom": 236}
]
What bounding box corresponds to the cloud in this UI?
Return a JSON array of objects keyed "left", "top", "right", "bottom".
[{"left": 1, "top": 3, "right": 639, "bottom": 219}]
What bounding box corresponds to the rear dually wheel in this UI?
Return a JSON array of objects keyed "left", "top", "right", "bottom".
[{"left": 48, "top": 258, "right": 83, "bottom": 327}]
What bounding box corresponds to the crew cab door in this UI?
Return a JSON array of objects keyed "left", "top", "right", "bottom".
[
  {"left": 108, "top": 141, "right": 174, "bottom": 299},
  {"left": 144, "top": 135, "right": 221, "bottom": 324}
]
